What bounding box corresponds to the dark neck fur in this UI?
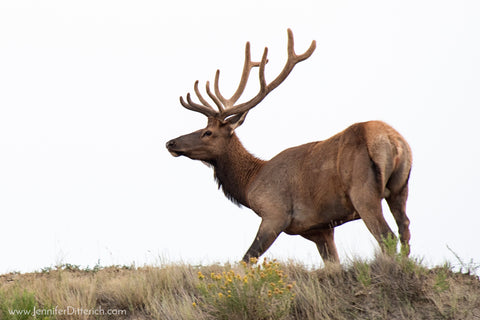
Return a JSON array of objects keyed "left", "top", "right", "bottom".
[{"left": 212, "top": 134, "right": 265, "bottom": 207}]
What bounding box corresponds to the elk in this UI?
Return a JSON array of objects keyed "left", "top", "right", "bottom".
[{"left": 166, "top": 29, "right": 412, "bottom": 263}]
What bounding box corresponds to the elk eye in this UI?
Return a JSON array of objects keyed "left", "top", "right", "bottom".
[{"left": 203, "top": 130, "right": 212, "bottom": 137}]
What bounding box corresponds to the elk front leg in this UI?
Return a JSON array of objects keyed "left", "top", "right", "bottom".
[
  {"left": 242, "top": 217, "right": 290, "bottom": 263},
  {"left": 302, "top": 228, "right": 340, "bottom": 264}
]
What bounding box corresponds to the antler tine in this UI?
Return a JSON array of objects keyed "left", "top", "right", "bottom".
[
  {"left": 229, "top": 46, "right": 269, "bottom": 113},
  {"left": 229, "top": 42, "right": 262, "bottom": 104},
  {"left": 258, "top": 47, "right": 269, "bottom": 93},
  {"left": 286, "top": 28, "right": 317, "bottom": 61},
  {"left": 214, "top": 42, "right": 263, "bottom": 112},
  {"left": 213, "top": 70, "right": 226, "bottom": 109},
  {"left": 205, "top": 81, "right": 224, "bottom": 112},
  {"left": 221, "top": 29, "right": 316, "bottom": 118},
  {"left": 267, "top": 28, "right": 316, "bottom": 91},
  {"left": 179, "top": 85, "right": 218, "bottom": 118},
  {"left": 194, "top": 80, "right": 214, "bottom": 110}
]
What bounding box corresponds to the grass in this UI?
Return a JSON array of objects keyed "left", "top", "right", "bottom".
[{"left": 0, "top": 253, "right": 479, "bottom": 320}]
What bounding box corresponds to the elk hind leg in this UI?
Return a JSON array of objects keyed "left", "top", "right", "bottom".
[
  {"left": 386, "top": 183, "right": 411, "bottom": 255},
  {"left": 352, "top": 193, "right": 396, "bottom": 253},
  {"left": 349, "top": 158, "right": 396, "bottom": 253}
]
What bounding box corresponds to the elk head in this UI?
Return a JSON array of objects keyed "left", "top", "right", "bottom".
[{"left": 166, "top": 29, "right": 316, "bottom": 164}]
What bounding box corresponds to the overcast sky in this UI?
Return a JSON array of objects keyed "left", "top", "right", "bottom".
[{"left": 1, "top": 1, "right": 479, "bottom": 274}]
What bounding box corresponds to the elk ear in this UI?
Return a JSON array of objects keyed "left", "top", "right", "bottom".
[{"left": 225, "top": 112, "right": 248, "bottom": 134}]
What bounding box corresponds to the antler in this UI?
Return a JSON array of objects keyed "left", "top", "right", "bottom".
[
  {"left": 179, "top": 29, "right": 316, "bottom": 121},
  {"left": 179, "top": 41, "right": 262, "bottom": 118},
  {"left": 213, "top": 42, "right": 263, "bottom": 111}
]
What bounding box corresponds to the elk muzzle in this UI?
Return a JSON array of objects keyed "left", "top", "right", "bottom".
[{"left": 166, "top": 139, "right": 181, "bottom": 157}]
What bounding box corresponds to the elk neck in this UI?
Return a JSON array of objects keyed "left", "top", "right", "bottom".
[{"left": 212, "top": 133, "right": 265, "bottom": 208}]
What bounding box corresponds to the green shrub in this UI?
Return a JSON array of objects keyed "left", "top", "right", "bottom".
[
  {"left": 353, "top": 260, "right": 372, "bottom": 288},
  {"left": 196, "top": 258, "right": 295, "bottom": 320},
  {"left": 0, "top": 290, "right": 51, "bottom": 320}
]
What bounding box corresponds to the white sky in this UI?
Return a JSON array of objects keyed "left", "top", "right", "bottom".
[{"left": 0, "top": 0, "right": 479, "bottom": 274}]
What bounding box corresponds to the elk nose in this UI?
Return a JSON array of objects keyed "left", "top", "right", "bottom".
[{"left": 166, "top": 139, "right": 176, "bottom": 149}]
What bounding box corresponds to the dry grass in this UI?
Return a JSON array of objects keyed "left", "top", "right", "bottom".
[{"left": 1, "top": 254, "right": 479, "bottom": 320}]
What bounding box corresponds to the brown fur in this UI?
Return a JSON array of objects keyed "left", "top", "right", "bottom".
[{"left": 167, "top": 119, "right": 412, "bottom": 263}]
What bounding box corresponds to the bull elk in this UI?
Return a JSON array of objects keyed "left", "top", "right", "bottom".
[{"left": 166, "top": 29, "right": 412, "bottom": 263}]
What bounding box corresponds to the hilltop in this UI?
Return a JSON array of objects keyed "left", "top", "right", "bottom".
[{"left": 1, "top": 253, "right": 479, "bottom": 320}]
